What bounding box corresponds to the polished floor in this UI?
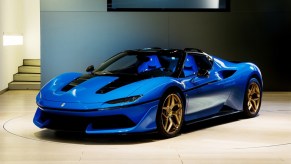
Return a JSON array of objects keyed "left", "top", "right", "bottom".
[{"left": 0, "top": 91, "right": 290, "bottom": 164}]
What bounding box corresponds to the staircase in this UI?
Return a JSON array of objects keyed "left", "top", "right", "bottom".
[{"left": 9, "top": 59, "right": 41, "bottom": 90}]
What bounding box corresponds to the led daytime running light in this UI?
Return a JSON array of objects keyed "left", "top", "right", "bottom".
[{"left": 106, "top": 95, "right": 142, "bottom": 104}]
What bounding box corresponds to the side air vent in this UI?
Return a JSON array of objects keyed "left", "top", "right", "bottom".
[
  {"left": 61, "top": 74, "right": 94, "bottom": 92},
  {"left": 219, "top": 70, "right": 236, "bottom": 79}
]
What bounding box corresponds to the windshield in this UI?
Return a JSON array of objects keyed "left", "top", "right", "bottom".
[{"left": 95, "top": 52, "right": 182, "bottom": 77}]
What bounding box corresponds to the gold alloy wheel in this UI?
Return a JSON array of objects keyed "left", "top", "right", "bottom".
[
  {"left": 161, "top": 94, "right": 183, "bottom": 134},
  {"left": 247, "top": 82, "right": 261, "bottom": 114}
]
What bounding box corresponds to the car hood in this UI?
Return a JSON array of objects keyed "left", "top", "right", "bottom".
[
  {"left": 39, "top": 73, "right": 172, "bottom": 106},
  {"left": 41, "top": 73, "right": 139, "bottom": 103}
]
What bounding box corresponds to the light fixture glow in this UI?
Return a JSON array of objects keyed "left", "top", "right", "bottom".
[{"left": 3, "top": 35, "right": 23, "bottom": 46}]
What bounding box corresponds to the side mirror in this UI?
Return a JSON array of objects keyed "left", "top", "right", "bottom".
[{"left": 86, "top": 65, "right": 94, "bottom": 73}]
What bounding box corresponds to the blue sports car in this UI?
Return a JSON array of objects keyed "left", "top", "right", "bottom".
[{"left": 33, "top": 48, "right": 263, "bottom": 138}]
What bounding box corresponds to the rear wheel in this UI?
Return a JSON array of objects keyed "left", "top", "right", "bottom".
[
  {"left": 243, "top": 78, "right": 262, "bottom": 118},
  {"left": 156, "top": 92, "right": 184, "bottom": 138}
]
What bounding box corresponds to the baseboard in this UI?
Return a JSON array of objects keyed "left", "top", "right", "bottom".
[{"left": 0, "top": 88, "right": 8, "bottom": 95}]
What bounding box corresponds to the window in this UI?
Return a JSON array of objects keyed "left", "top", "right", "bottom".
[
  {"left": 108, "top": 0, "right": 230, "bottom": 12},
  {"left": 183, "top": 53, "right": 214, "bottom": 77},
  {"left": 96, "top": 52, "right": 182, "bottom": 77}
]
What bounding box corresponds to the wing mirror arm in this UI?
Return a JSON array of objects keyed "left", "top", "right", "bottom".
[{"left": 86, "top": 65, "right": 94, "bottom": 74}]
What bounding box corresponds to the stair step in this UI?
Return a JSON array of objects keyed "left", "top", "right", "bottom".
[
  {"left": 8, "top": 82, "right": 41, "bottom": 90},
  {"left": 10, "top": 59, "right": 42, "bottom": 90},
  {"left": 18, "top": 66, "right": 41, "bottom": 74},
  {"left": 13, "top": 73, "right": 41, "bottom": 82},
  {"left": 23, "top": 59, "right": 40, "bottom": 66}
]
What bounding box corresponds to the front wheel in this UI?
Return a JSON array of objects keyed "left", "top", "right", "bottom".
[
  {"left": 243, "top": 78, "right": 262, "bottom": 118},
  {"left": 156, "top": 92, "right": 184, "bottom": 138}
]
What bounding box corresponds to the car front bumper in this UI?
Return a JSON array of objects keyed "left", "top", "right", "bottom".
[{"left": 33, "top": 100, "right": 159, "bottom": 134}]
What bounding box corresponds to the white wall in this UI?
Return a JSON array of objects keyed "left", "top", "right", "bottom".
[
  {"left": 0, "top": 0, "right": 40, "bottom": 91},
  {"left": 0, "top": 0, "right": 24, "bottom": 91},
  {"left": 23, "top": 0, "right": 40, "bottom": 59},
  {"left": 0, "top": 1, "right": 3, "bottom": 91}
]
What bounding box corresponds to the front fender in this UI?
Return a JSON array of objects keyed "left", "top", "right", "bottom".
[
  {"left": 130, "top": 77, "right": 184, "bottom": 103},
  {"left": 38, "top": 72, "right": 82, "bottom": 101}
]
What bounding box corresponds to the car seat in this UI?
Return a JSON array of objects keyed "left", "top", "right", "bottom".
[
  {"left": 138, "top": 55, "right": 162, "bottom": 73},
  {"left": 183, "top": 55, "right": 198, "bottom": 76}
]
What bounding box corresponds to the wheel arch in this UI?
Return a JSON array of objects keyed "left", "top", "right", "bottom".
[
  {"left": 162, "top": 86, "right": 186, "bottom": 111},
  {"left": 249, "top": 73, "right": 263, "bottom": 89}
]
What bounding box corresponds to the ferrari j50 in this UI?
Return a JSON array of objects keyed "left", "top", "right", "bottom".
[{"left": 33, "top": 48, "right": 263, "bottom": 138}]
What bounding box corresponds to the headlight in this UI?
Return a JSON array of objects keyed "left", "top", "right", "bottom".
[{"left": 106, "top": 95, "right": 142, "bottom": 104}]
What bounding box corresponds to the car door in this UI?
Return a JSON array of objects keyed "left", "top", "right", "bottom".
[{"left": 182, "top": 53, "right": 230, "bottom": 121}]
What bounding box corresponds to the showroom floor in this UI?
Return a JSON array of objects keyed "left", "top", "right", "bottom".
[{"left": 0, "top": 91, "right": 290, "bottom": 164}]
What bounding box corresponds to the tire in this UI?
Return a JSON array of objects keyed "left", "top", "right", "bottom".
[
  {"left": 156, "top": 92, "right": 184, "bottom": 138},
  {"left": 243, "top": 78, "right": 262, "bottom": 118}
]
